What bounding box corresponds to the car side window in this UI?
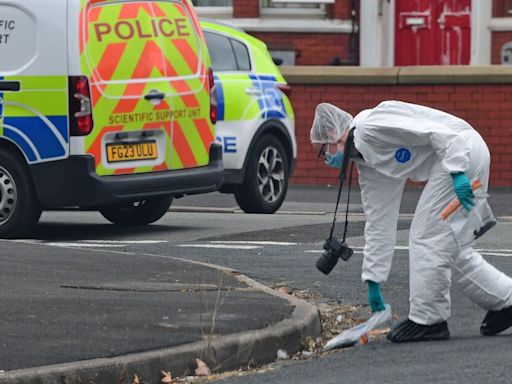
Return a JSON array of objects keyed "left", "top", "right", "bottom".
[
  {"left": 204, "top": 32, "right": 237, "bottom": 71},
  {"left": 230, "top": 38, "right": 251, "bottom": 71},
  {"left": 205, "top": 31, "right": 251, "bottom": 72}
]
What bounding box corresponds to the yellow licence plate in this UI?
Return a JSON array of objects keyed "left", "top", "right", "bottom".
[{"left": 106, "top": 141, "right": 158, "bottom": 163}]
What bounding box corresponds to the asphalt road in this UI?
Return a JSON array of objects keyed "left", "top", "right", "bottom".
[{"left": 3, "top": 185, "right": 512, "bottom": 383}]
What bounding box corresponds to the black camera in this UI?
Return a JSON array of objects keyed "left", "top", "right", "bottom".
[{"left": 316, "top": 237, "right": 354, "bottom": 275}]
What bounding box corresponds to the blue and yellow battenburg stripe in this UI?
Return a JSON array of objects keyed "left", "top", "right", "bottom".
[
  {"left": 214, "top": 73, "right": 288, "bottom": 122},
  {"left": 249, "top": 74, "right": 286, "bottom": 119},
  {"left": 0, "top": 76, "right": 69, "bottom": 163},
  {"left": 0, "top": 76, "right": 4, "bottom": 134}
]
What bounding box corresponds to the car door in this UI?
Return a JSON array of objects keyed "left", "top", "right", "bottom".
[
  {"left": 79, "top": 0, "right": 212, "bottom": 176},
  {"left": 0, "top": 0, "right": 69, "bottom": 164},
  {"left": 204, "top": 30, "right": 259, "bottom": 170}
]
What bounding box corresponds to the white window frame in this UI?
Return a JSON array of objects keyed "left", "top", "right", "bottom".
[
  {"left": 196, "top": 0, "right": 352, "bottom": 34},
  {"left": 271, "top": 0, "right": 334, "bottom": 3},
  {"left": 360, "top": 0, "right": 491, "bottom": 67}
]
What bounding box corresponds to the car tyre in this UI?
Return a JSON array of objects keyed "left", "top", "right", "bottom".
[
  {"left": 0, "top": 149, "right": 42, "bottom": 238},
  {"left": 235, "top": 135, "right": 289, "bottom": 214},
  {"left": 100, "top": 195, "right": 173, "bottom": 226}
]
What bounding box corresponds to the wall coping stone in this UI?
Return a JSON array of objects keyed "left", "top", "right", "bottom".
[{"left": 281, "top": 66, "right": 512, "bottom": 84}]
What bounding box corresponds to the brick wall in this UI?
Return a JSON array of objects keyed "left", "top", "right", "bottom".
[
  {"left": 286, "top": 83, "right": 512, "bottom": 187},
  {"left": 326, "top": 0, "right": 359, "bottom": 20},
  {"left": 250, "top": 32, "right": 354, "bottom": 66},
  {"left": 233, "top": 0, "right": 259, "bottom": 18}
]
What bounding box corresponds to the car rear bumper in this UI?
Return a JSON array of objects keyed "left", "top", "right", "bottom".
[{"left": 31, "top": 143, "right": 224, "bottom": 208}]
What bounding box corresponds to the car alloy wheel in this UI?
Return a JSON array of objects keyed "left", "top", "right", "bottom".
[{"left": 257, "top": 145, "right": 285, "bottom": 203}]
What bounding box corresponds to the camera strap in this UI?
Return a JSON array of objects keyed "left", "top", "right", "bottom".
[{"left": 328, "top": 128, "right": 356, "bottom": 242}]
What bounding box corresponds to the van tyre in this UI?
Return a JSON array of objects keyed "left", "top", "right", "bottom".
[
  {"left": 0, "top": 150, "right": 42, "bottom": 238},
  {"left": 100, "top": 195, "right": 173, "bottom": 226},
  {"left": 235, "top": 135, "right": 289, "bottom": 214}
]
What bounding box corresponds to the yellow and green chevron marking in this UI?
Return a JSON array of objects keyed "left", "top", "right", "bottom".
[{"left": 79, "top": 0, "right": 214, "bottom": 176}]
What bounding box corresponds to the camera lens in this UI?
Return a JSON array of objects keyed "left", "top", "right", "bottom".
[{"left": 316, "top": 250, "right": 339, "bottom": 275}]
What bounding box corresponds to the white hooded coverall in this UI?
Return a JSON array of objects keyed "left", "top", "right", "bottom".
[{"left": 352, "top": 101, "right": 512, "bottom": 325}]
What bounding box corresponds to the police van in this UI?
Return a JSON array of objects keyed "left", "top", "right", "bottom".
[{"left": 0, "top": 0, "right": 223, "bottom": 238}]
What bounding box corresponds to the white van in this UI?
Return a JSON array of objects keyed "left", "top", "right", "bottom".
[{"left": 0, "top": 0, "right": 223, "bottom": 238}]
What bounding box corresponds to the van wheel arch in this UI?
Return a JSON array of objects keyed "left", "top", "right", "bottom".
[{"left": 0, "top": 139, "right": 30, "bottom": 163}]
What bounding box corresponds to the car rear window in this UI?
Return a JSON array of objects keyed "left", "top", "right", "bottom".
[{"left": 83, "top": 1, "right": 202, "bottom": 82}]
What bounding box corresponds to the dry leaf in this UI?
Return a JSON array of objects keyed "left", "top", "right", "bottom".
[
  {"left": 133, "top": 373, "right": 142, "bottom": 384},
  {"left": 278, "top": 287, "right": 292, "bottom": 295},
  {"left": 368, "top": 328, "right": 390, "bottom": 338},
  {"left": 161, "top": 370, "right": 173, "bottom": 384},
  {"left": 195, "top": 358, "right": 211, "bottom": 376}
]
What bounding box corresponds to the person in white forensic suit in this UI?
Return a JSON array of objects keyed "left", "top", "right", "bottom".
[{"left": 310, "top": 100, "right": 512, "bottom": 342}]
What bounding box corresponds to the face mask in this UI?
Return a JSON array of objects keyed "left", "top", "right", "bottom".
[{"left": 324, "top": 150, "right": 343, "bottom": 169}]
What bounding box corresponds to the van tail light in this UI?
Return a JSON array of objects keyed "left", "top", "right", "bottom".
[
  {"left": 278, "top": 83, "right": 292, "bottom": 98},
  {"left": 68, "top": 76, "right": 93, "bottom": 136},
  {"left": 208, "top": 68, "right": 217, "bottom": 125}
]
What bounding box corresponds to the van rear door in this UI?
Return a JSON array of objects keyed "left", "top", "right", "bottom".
[{"left": 79, "top": 0, "right": 213, "bottom": 176}]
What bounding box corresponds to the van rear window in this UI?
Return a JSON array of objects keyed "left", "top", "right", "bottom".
[{"left": 82, "top": 1, "right": 202, "bottom": 83}]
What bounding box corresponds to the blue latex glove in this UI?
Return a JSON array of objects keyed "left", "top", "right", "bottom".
[
  {"left": 367, "top": 280, "right": 386, "bottom": 312},
  {"left": 325, "top": 150, "right": 343, "bottom": 169},
  {"left": 451, "top": 172, "right": 475, "bottom": 212}
]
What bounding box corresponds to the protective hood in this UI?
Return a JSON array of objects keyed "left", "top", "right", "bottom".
[{"left": 310, "top": 103, "right": 353, "bottom": 144}]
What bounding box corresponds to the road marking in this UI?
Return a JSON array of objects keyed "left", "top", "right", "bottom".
[
  {"left": 305, "top": 250, "right": 363, "bottom": 254},
  {"left": 80, "top": 240, "right": 168, "bottom": 244},
  {"left": 209, "top": 241, "right": 297, "bottom": 246},
  {"left": 46, "top": 242, "right": 126, "bottom": 248},
  {"left": 177, "top": 244, "right": 262, "bottom": 250},
  {"left": 9, "top": 239, "right": 168, "bottom": 248},
  {"left": 477, "top": 252, "right": 512, "bottom": 257},
  {"left": 305, "top": 246, "right": 512, "bottom": 257}
]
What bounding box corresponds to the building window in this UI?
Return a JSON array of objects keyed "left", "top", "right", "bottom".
[
  {"left": 260, "top": 0, "right": 333, "bottom": 8},
  {"left": 192, "top": 0, "right": 232, "bottom": 6}
]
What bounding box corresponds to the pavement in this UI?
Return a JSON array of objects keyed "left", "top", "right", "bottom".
[
  {"left": 172, "top": 184, "right": 512, "bottom": 217},
  {"left": 1, "top": 185, "right": 510, "bottom": 384},
  {"left": 0, "top": 239, "right": 320, "bottom": 384}
]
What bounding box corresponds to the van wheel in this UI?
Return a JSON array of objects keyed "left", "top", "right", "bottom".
[
  {"left": 235, "top": 135, "right": 289, "bottom": 214},
  {"left": 0, "top": 150, "right": 42, "bottom": 238},
  {"left": 100, "top": 196, "right": 173, "bottom": 226}
]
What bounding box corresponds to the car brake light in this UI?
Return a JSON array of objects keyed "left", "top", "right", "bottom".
[
  {"left": 208, "top": 68, "right": 217, "bottom": 125},
  {"left": 68, "top": 76, "right": 93, "bottom": 136},
  {"left": 278, "top": 83, "right": 292, "bottom": 98}
]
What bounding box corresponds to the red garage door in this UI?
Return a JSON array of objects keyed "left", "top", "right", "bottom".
[{"left": 395, "top": 0, "right": 471, "bottom": 66}]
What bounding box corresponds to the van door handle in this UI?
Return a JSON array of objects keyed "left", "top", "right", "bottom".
[
  {"left": 0, "top": 81, "right": 20, "bottom": 92},
  {"left": 144, "top": 91, "right": 165, "bottom": 101},
  {"left": 246, "top": 87, "right": 262, "bottom": 96}
]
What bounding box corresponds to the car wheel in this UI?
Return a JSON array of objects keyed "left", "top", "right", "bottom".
[
  {"left": 100, "top": 195, "right": 173, "bottom": 226},
  {"left": 235, "top": 135, "right": 289, "bottom": 214},
  {"left": 0, "top": 149, "right": 42, "bottom": 238}
]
